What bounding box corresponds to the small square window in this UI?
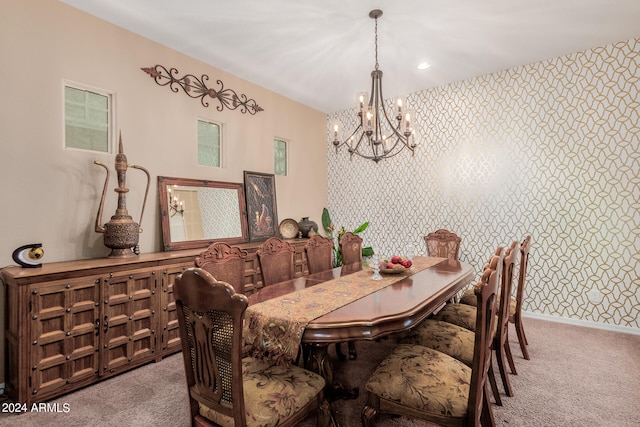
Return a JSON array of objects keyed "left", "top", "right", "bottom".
[
  {"left": 198, "top": 120, "right": 221, "bottom": 167},
  {"left": 274, "top": 138, "right": 287, "bottom": 176},
  {"left": 64, "top": 84, "right": 112, "bottom": 152}
]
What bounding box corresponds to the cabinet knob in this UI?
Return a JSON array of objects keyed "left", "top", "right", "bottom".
[
  {"left": 129, "top": 316, "right": 133, "bottom": 320},
  {"left": 66, "top": 284, "right": 71, "bottom": 289},
  {"left": 66, "top": 332, "right": 71, "bottom": 336},
  {"left": 66, "top": 308, "right": 71, "bottom": 313},
  {"left": 32, "top": 315, "right": 38, "bottom": 320},
  {"left": 66, "top": 355, "right": 70, "bottom": 360},
  {"left": 32, "top": 340, "right": 37, "bottom": 345},
  {"left": 32, "top": 290, "right": 38, "bottom": 295},
  {"left": 129, "top": 295, "right": 133, "bottom": 300}
]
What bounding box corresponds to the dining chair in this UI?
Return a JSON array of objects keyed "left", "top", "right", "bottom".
[
  {"left": 194, "top": 242, "right": 248, "bottom": 293},
  {"left": 399, "top": 247, "right": 505, "bottom": 406},
  {"left": 461, "top": 237, "right": 532, "bottom": 360},
  {"left": 424, "top": 229, "right": 462, "bottom": 260},
  {"left": 256, "top": 237, "right": 296, "bottom": 287},
  {"left": 432, "top": 240, "right": 519, "bottom": 399},
  {"left": 362, "top": 263, "right": 500, "bottom": 427},
  {"left": 304, "top": 234, "right": 334, "bottom": 274},
  {"left": 337, "top": 231, "right": 363, "bottom": 360},
  {"left": 173, "top": 268, "right": 331, "bottom": 427},
  {"left": 511, "top": 235, "right": 532, "bottom": 360},
  {"left": 339, "top": 231, "right": 363, "bottom": 266}
]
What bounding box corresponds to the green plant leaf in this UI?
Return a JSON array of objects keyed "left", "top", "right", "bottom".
[
  {"left": 353, "top": 221, "right": 369, "bottom": 234},
  {"left": 362, "top": 246, "right": 374, "bottom": 257},
  {"left": 322, "top": 208, "right": 332, "bottom": 233}
]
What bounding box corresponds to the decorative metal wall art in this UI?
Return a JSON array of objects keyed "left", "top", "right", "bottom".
[{"left": 141, "top": 64, "right": 264, "bottom": 115}]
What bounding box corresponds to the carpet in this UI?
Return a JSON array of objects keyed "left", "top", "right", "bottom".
[{"left": 1, "top": 317, "right": 639, "bottom": 426}]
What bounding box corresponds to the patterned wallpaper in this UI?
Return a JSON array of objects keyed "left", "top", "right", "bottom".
[
  {"left": 198, "top": 187, "right": 242, "bottom": 239},
  {"left": 327, "top": 38, "right": 639, "bottom": 330}
]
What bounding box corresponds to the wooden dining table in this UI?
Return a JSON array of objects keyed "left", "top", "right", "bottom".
[{"left": 244, "top": 256, "right": 475, "bottom": 401}]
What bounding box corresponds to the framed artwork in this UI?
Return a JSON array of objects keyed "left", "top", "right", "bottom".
[{"left": 243, "top": 171, "right": 278, "bottom": 242}]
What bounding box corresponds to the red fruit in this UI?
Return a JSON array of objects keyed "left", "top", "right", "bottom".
[
  {"left": 386, "top": 262, "right": 395, "bottom": 269},
  {"left": 401, "top": 259, "right": 412, "bottom": 268},
  {"left": 391, "top": 255, "right": 402, "bottom": 264}
]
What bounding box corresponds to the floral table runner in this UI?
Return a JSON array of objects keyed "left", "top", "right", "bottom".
[{"left": 243, "top": 256, "right": 445, "bottom": 365}]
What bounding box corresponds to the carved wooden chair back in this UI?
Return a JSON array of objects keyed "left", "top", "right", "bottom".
[
  {"left": 174, "top": 268, "right": 249, "bottom": 426},
  {"left": 424, "top": 229, "right": 462, "bottom": 260},
  {"left": 304, "top": 235, "right": 334, "bottom": 274},
  {"left": 511, "top": 235, "right": 532, "bottom": 359},
  {"left": 174, "top": 268, "right": 331, "bottom": 427},
  {"left": 194, "top": 242, "right": 248, "bottom": 293},
  {"left": 339, "top": 232, "right": 363, "bottom": 266},
  {"left": 493, "top": 240, "right": 519, "bottom": 396},
  {"left": 256, "top": 237, "right": 296, "bottom": 286},
  {"left": 468, "top": 263, "right": 501, "bottom": 425}
]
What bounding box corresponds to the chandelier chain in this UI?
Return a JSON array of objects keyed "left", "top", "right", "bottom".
[{"left": 374, "top": 16, "right": 379, "bottom": 70}]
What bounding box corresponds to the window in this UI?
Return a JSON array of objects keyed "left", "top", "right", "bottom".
[
  {"left": 198, "top": 119, "right": 221, "bottom": 167},
  {"left": 64, "top": 84, "right": 112, "bottom": 152},
  {"left": 274, "top": 138, "right": 288, "bottom": 176}
]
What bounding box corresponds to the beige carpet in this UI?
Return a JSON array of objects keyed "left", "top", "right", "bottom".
[{"left": 2, "top": 317, "right": 639, "bottom": 427}]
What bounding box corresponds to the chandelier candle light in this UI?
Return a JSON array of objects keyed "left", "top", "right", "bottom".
[{"left": 332, "top": 9, "right": 417, "bottom": 163}]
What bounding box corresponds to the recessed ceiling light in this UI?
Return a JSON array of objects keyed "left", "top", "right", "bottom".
[{"left": 417, "top": 62, "right": 431, "bottom": 70}]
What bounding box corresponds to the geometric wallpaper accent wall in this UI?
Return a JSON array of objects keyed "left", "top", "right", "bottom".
[{"left": 327, "top": 37, "right": 639, "bottom": 330}]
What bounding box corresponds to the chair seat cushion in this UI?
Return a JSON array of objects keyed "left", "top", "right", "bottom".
[
  {"left": 365, "top": 344, "right": 471, "bottom": 419},
  {"left": 400, "top": 319, "right": 475, "bottom": 366},
  {"left": 459, "top": 288, "right": 477, "bottom": 306},
  {"left": 433, "top": 303, "right": 478, "bottom": 331},
  {"left": 199, "top": 356, "right": 325, "bottom": 427}
]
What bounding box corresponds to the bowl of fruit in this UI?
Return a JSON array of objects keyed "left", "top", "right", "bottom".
[{"left": 379, "top": 255, "right": 413, "bottom": 274}]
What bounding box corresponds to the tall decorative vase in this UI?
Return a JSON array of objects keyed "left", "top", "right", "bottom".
[{"left": 298, "top": 217, "right": 318, "bottom": 238}]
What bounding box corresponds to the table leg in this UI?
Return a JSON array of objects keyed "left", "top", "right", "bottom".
[{"left": 308, "top": 343, "right": 359, "bottom": 402}]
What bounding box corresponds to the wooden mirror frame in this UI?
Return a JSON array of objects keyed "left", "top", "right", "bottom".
[{"left": 158, "top": 176, "right": 249, "bottom": 251}]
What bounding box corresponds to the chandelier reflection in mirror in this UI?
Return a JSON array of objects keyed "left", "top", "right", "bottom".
[
  {"left": 167, "top": 186, "right": 185, "bottom": 217},
  {"left": 332, "top": 9, "right": 417, "bottom": 163}
]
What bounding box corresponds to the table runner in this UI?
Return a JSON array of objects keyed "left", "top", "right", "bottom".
[{"left": 243, "top": 256, "right": 445, "bottom": 365}]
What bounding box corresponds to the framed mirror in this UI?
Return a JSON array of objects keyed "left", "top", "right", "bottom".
[{"left": 158, "top": 176, "right": 249, "bottom": 250}]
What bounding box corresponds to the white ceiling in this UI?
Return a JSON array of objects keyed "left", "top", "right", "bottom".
[{"left": 60, "top": 0, "right": 640, "bottom": 113}]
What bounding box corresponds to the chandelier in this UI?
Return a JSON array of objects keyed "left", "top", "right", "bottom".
[{"left": 332, "top": 9, "right": 417, "bottom": 163}]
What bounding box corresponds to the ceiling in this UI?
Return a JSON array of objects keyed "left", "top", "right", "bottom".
[{"left": 60, "top": 0, "right": 640, "bottom": 113}]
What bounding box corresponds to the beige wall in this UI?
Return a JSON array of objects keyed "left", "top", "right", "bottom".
[
  {"left": 0, "top": 0, "right": 328, "bottom": 384},
  {"left": 328, "top": 37, "right": 639, "bottom": 332}
]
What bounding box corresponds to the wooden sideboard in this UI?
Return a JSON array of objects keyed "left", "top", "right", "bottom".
[{"left": 1, "top": 238, "right": 309, "bottom": 406}]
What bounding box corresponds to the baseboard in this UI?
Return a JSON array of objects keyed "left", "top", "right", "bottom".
[{"left": 523, "top": 311, "right": 640, "bottom": 336}]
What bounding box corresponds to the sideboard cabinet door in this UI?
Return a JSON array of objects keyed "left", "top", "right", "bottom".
[
  {"left": 159, "top": 263, "right": 191, "bottom": 357},
  {"left": 29, "top": 276, "right": 101, "bottom": 401},
  {"left": 100, "top": 268, "right": 157, "bottom": 376}
]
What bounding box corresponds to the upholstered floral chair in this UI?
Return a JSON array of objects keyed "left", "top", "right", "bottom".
[
  {"left": 337, "top": 231, "right": 363, "bottom": 360},
  {"left": 432, "top": 240, "right": 519, "bottom": 399},
  {"left": 174, "top": 268, "right": 331, "bottom": 427},
  {"left": 400, "top": 247, "right": 504, "bottom": 405},
  {"left": 362, "top": 264, "right": 500, "bottom": 426},
  {"left": 459, "top": 236, "right": 532, "bottom": 360}
]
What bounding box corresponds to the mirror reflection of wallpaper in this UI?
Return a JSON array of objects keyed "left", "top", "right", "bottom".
[
  {"left": 327, "top": 37, "right": 639, "bottom": 330},
  {"left": 198, "top": 188, "right": 242, "bottom": 239}
]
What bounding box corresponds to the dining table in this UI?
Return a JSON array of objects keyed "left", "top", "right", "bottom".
[{"left": 243, "top": 256, "right": 475, "bottom": 403}]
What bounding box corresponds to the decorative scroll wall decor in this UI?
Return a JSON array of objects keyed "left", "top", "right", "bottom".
[{"left": 141, "top": 64, "right": 264, "bottom": 115}]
